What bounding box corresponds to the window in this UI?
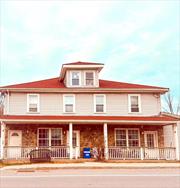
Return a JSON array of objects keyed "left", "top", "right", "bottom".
[
  {"left": 27, "top": 94, "right": 39, "bottom": 113},
  {"left": 85, "top": 72, "right": 94, "bottom": 86},
  {"left": 63, "top": 95, "right": 75, "bottom": 113},
  {"left": 115, "top": 129, "right": 140, "bottom": 147},
  {"left": 38, "top": 128, "right": 62, "bottom": 147},
  {"left": 94, "top": 94, "right": 106, "bottom": 113},
  {"left": 71, "top": 71, "right": 80, "bottom": 86},
  {"left": 128, "top": 94, "right": 141, "bottom": 113}
]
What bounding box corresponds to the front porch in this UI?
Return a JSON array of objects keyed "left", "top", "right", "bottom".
[
  {"left": 1, "top": 119, "right": 179, "bottom": 161},
  {"left": 2, "top": 146, "right": 176, "bottom": 161}
]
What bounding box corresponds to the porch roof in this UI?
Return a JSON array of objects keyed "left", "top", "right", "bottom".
[{"left": 0, "top": 115, "right": 179, "bottom": 125}]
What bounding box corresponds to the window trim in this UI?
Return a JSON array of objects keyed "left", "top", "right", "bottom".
[
  {"left": 114, "top": 128, "right": 140, "bottom": 147},
  {"left": 63, "top": 94, "right": 76, "bottom": 113},
  {"left": 70, "top": 71, "right": 81, "bottom": 86},
  {"left": 128, "top": 94, "right": 141, "bottom": 113},
  {"left": 37, "top": 128, "right": 63, "bottom": 147},
  {"left": 94, "top": 94, "right": 106, "bottom": 113},
  {"left": 84, "top": 71, "right": 95, "bottom": 87},
  {"left": 27, "top": 94, "right": 40, "bottom": 113}
]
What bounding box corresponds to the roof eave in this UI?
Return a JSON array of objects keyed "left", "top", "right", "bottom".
[{"left": 0, "top": 87, "right": 169, "bottom": 94}]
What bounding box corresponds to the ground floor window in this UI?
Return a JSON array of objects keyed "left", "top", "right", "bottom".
[
  {"left": 38, "top": 128, "right": 62, "bottom": 147},
  {"left": 115, "top": 128, "right": 140, "bottom": 147}
]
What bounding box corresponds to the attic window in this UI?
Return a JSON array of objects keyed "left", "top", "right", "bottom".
[
  {"left": 71, "top": 71, "right": 80, "bottom": 86},
  {"left": 85, "top": 72, "right": 94, "bottom": 86}
]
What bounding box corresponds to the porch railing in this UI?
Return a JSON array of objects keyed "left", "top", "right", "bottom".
[
  {"left": 108, "top": 147, "right": 141, "bottom": 160},
  {"left": 3, "top": 146, "right": 69, "bottom": 159},
  {"left": 108, "top": 147, "right": 176, "bottom": 160}
]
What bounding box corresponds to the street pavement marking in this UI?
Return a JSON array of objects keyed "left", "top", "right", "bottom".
[{"left": 1, "top": 174, "right": 180, "bottom": 178}]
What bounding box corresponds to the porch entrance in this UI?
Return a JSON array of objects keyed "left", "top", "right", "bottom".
[
  {"left": 67, "top": 130, "right": 80, "bottom": 158},
  {"left": 8, "top": 130, "right": 22, "bottom": 158},
  {"left": 144, "top": 131, "right": 159, "bottom": 159}
]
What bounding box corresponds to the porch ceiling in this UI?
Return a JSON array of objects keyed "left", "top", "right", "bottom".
[{"left": 0, "top": 115, "right": 178, "bottom": 125}]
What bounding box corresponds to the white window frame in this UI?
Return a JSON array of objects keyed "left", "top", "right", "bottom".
[
  {"left": 37, "top": 128, "right": 63, "bottom": 147},
  {"left": 94, "top": 94, "right": 106, "bottom": 113},
  {"left": 128, "top": 94, "right": 141, "bottom": 113},
  {"left": 27, "top": 94, "right": 40, "bottom": 113},
  {"left": 63, "top": 94, "right": 75, "bottom": 113},
  {"left": 84, "top": 71, "right": 95, "bottom": 87},
  {"left": 70, "top": 71, "right": 81, "bottom": 86},
  {"left": 115, "top": 128, "right": 140, "bottom": 147}
]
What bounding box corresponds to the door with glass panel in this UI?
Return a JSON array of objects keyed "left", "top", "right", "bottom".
[
  {"left": 67, "top": 131, "right": 80, "bottom": 158},
  {"left": 144, "top": 131, "right": 158, "bottom": 159}
]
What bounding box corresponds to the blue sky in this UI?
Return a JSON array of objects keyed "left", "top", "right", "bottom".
[{"left": 0, "top": 0, "right": 179, "bottom": 110}]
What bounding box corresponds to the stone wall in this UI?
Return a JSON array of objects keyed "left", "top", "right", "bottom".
[{"left": 5, "top": 124, "right": 164, "bottom": 148}]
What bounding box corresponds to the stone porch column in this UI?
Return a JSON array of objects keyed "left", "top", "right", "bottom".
[
  {"left": 69, "top": 123, "right": 73, "bottom": 159},
  {"left": 173, "top": 122, "right": 180, "bottom": 160},
  {"left": 0, "top": 121, "right": 6, "bottom": 159},
  {"left": 104, "top": 123, "right": 108, "bottom": 160}
]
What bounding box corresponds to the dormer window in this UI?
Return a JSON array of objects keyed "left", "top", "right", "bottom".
[
  {"left": 85, "top": 72, "right": 94, "bottom": 86},
  {"left": 71, "top": 71, "right": 80, "bottom": 86}
]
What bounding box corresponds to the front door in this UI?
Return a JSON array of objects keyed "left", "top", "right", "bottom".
[
  {"left": 144, "top": 131, "right": 158, "bottom": 159},
  {"left": 67, "top": 131, "right": 80, "bottom": 158},
  {"left": 8, "top": 130, "right": 22, "bottom": 158}
]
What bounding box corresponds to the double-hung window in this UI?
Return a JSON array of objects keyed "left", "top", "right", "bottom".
[
  {"left": 27, "top": 94, "right": 39, "bottom": 113},
  {"left": 38, "top": 128, "right": 62, "bottom": 147},
  {"left": 94, "top": 94, "right": 106, "bottom": 113},
  {"left": 115, "top": 129, "right": 140, "bottom": 147},
  {"left": 128, "top": 94, "right": 141, "bottom": 113},
  {"left": 63, "top": 95, "right": 75, "bottom": 113},
  {"left": 71, "top": 71, "right": 80, "bottom": 86},
  {"left": 85, "top": 72, "right": 94, "bottom": 86}
]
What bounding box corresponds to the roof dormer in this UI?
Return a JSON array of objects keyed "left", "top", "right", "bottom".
[{"left": 60, "top": 61, "right": 104, "bottom": 88}]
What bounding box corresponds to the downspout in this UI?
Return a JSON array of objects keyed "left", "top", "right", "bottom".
[{"left": 6, "top": 89, "right": 10, "bottom": 115}]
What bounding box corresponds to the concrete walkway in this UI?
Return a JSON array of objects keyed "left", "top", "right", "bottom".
[{"left": 1, "top": 162, "right": 180, "bottom": 170}]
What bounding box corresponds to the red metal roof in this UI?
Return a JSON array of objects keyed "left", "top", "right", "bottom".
[
  {"left": 63, "top": 61, "right": 104, "bottom": 66},
  {"left": 0, "top": 115, "right": 178, "bottom": 122},
  {"left": 0, "top": 77, "right": 167, "bottom": 90}
]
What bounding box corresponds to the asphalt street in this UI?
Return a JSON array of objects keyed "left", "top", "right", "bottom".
[{"left": 1, "top": 168, "right": 180, "bottom": 188}]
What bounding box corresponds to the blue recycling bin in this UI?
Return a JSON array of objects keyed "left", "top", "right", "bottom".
[{"left": 83, "top": 148, "right": 91, "bottom": 158}]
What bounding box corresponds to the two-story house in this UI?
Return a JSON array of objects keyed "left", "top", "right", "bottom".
[{"left": 0, "top": 62, "right": 179, "bottom": 161}]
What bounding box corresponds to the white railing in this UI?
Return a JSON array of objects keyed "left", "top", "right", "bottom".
[
  {"left": 3, "top": 146, "right": 69, "bottom": 159},
  {"left": 108, "top": 147, "right": 176, "bottom": 160},
  {"left": 108, "top": 147, "right": 141, "bottom": 160},
  {"left": 144, "top": 147, "right": 176, "bottom": 160}
]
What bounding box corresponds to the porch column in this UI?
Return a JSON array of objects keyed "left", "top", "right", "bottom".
[
  {"left": 173, "top": 123, "right": 180, "bottom": 160},
  {"left": 69, "top": 123, "right": 73, "bottom": 159},
  {"left": 0, "top": 121, "right": 6, "bottom": 159},
  {"left": 104, "top": 123, "right": 108, "bottom": 160}
]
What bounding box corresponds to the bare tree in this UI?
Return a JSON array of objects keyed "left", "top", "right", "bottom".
[{"left": 163, "top": 91, "right": 180, "bottom": 115}]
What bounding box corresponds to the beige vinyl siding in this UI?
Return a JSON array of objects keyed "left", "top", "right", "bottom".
[
  {"left": 7, "top": 93, "right": 161, "bottom": 116},
  {"left": 40, "top": 94, "right": 62, "bottom": 115},
  {"left": 75, "top": 94, "right": 94, "bottom": 115},
  {"left": 8, "top": 93, "right": 27, "bottom": 115},
  {"left": 141, "top": 94, "right": 161, "bottom": 115}
]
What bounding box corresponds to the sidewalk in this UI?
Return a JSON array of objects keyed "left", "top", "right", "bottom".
[{"left": 1, "top": 162, "right": 180, "bottom": 170}]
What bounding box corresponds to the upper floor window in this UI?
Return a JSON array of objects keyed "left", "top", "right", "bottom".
[
  {"left": 27, "top": 94, "right": 39, "bottom": 113},
  {"left": 128, "top": 94, "right": 141, "bottom": 113},
  {"left": 115, "top": 129, "right": 140, "bottom": 147},
  {"left": 71, "top": 71, "right": 80, "bottom": 86},
  {"left": 38, "top": 128, "right": 62, "bottom": 147},
  {"left": 85, "top": 72, "right": 94, "bottom": 86},
  {"left": 63, "top": 95, "right": 75, "bottom": 113},
  {"left": 94, "top": 94, "right": 106, "bottom": 113}
]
